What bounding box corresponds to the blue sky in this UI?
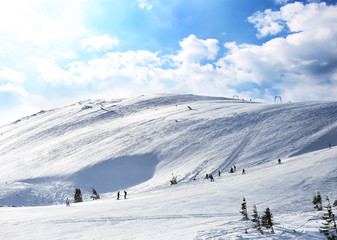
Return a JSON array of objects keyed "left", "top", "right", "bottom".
[{"left": 1, "top": 0, "right": 337, "bottom": 125}]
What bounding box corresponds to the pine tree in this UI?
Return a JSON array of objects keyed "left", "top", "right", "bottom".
[
  {"left": 240, "top": 197, "right": 249, "bottom": 219},
  {"left": 74, "top": 188, "right": 83, "bottom": 203},
  {"left": 313, "top": 191, "right": 323, "bottom": 211},
  {"left": 91, "top": 188, "right": 100, "bottom": 200},
  {"left": 319, "top": 197, "right": 337, "bottom": 239},
  {"left": 251, "top": 205, "right": 263, "bottom": 234},
  {"left": 261, "top": 207, "right": 274, "bottom": 233}
]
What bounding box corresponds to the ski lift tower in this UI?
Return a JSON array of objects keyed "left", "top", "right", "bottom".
[{"left": 274, "top": 96, "right": 282, "bottom": 103}]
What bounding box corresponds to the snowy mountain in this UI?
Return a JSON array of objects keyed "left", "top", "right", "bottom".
[{"left": 0, "top": 94, "right": 336, "bottom": 239}]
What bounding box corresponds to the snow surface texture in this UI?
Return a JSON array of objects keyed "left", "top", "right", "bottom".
[{"left": 0, "top": 94, "right": 336, "bottom": 239}]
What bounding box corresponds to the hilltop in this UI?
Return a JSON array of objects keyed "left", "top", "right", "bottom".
[{"left": 0, "top": 94, "right": 336, "bottom": 239}]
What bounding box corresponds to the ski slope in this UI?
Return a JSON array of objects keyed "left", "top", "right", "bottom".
[{"left": 0, "top": 94, "right": 336, "bottom": 239}]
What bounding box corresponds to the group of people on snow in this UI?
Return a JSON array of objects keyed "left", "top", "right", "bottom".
[
  {"left": 65, "top": 190, "right": 128, "bottom": 206},
  {"left": 205, "top": 173, "right": 214, "bottom": 181},
  {"left": 117, "top": 191, "right": 127, "bottom": 200},
  {"left": 205, "top": 164, "right": 246, "bottom": 182},
  {"left": 229, "top": 165, "right": 237, "bottom": 173}
]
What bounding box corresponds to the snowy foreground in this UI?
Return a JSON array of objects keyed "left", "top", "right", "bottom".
[{"left": 0, "top": 94, "right": 336, "bottom": 239}]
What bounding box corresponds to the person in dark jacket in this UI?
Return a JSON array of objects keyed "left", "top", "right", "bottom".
[
  {"left": 117, "top": 191, "right": 120, "bottom": 200},
  {"left": 124, "top": 191, "right": 127, "bottom": 199}
]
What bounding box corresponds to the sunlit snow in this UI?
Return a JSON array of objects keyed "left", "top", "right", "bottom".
[{"left": 0, "top": 94, "right": 336, "bottom": 239}]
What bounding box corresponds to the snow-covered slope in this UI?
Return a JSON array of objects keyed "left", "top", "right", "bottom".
[{"left": 0, "top": 94, "right": 336, "bottom": 239}]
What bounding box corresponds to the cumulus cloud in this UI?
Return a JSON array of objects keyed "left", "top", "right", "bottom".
[
  {"left": 33, "top": 35, "right": 231, "bottom": 98},
  {"left": 175, "top": 34, "right": 219, "bottom": 64},
  {"left": 33, "top": 2, "right": 337, "bottom": 102},
  {"left": 32, "top": 57, "right": 81, "bottom": 86},
  {"left": 221, "top": 2, "right": 337, "bottom": 100},
  {"left": 82, "top": 34, "right": 119, "bottom": 52},
  {"left": 0, "top": 83, "right": 27, "bottom": 96},
  {"left": 248, "top": 9, "right": 284, "bottom": 38},
  {"left": 0, "top": 67, "right": 26, "bottom": 83},
  {"left": 137, "top": 0, "right": 153, "bottom": 10}
]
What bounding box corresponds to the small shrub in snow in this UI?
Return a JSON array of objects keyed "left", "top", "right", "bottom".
[
  {"left": 240, "top": 197, "right": 249, "bottom": 219},
  {"left": 319, "top": 197, "right": 337, "bottom": 240},
  {"left": 261, "top": 207, "right": 274, "bottom": 233},
  {"left": 251, "top": 205, "right": 263, "bottom": 234},
  {"left": 74, "top": 188, "right": 83, "bottom": 203},
  {"left": 91, "top": 188, "right": 100, "bottom": 200},
  {"left": 313, "top": 191, "right": 323, "bottom": 211},
  {"left": 170, "top": 176, "right": 177, "bottom": 185}
]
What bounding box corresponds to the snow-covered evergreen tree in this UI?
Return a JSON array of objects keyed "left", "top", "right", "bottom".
[
  {"left": 240, "top": 197, "right": 249, "bottom": 219},
  {"left": 74, "top": 188, "right": 83, "bottom": 203},
  {"left": 261, "top": 207, "right": 274, "bottom": 233},
  {"left": 313, "top": 191, "right": 323, "bottom": 211},
  {"left": 319, "top": 197, "right": 337, "bottom": 240},
  {"left": 91, "top": 188, "right": 100, "bottom": 200},
  {"left": 251, "top": 205, "right": 263, "bottom": 234}
]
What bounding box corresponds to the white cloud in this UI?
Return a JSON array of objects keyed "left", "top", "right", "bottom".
[
  {"left": 137, "top": 0, "right": 153, "bottom": 10},
  {"left": 0, "top": 83, "right": 28, "bottom": 96},
  {"left": 0, "top": 0, "right": 87, "bottom": 45},
  {"left": 32, "top": 57, "right": 80, "bottom": 86},
  {"left": 220, "top": 2, "right": 337, "bottom": 100},
  {"left": 33, "top": 37, "right": 232, "bottom": 98},
  {"left": 175, "top": 34, "right": 219, "bottom": 63},
  {"left": 82, "top": 35, "right": 119, "bottom": 52},
  {"left": 248, "top": 9, "right": 284, "bottom": 38},
  {"left": 33, "top": 1, "right": 337, "bottom": 103},
  {"left": 0, "top": 67, "right": 26, "bottom": 83},
  {"left": 274, "top": 0, "right": 291, "bottom": 4}
]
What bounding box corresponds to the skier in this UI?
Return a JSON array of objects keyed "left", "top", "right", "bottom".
[
  {"left": 124, "top": 191, "right": 127, "bottom": 199},
  {"left": 234, "top": 165, "right": 236, "bottom": 172},
  {"left": 242, "top": 169, "right": 246, "bottom": 174},
  {"left": 206, "top": 174, "right": 209, "bottom": 179},
  {"left": 218, "top": 170, "right": 221, "bottom": 177},
  {"left": 66, "top": 198, "right": 70, "bottom": 206},
  {"left": 117, "top": 191, "right": 120, "bottom": 200},
  {"left": 230, "top": 167, "right": 234, "bottom": 173},
  {"left": 329, "top": 143, "right": 332, "bottom": 149},
  {"left": 209, "top": 174, "right": 214, "bottom": 182},
  {"left": 278, "top": 158, "right": 281, "bottom": 164}
]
